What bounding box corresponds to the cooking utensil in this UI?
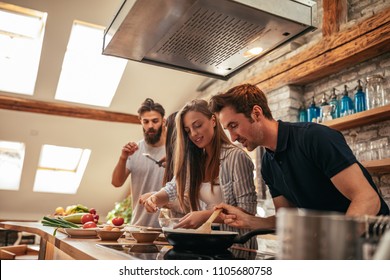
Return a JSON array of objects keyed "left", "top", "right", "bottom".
[
  {"left": 277, "top": 208, "right": 362, "bottom": 260},
  {"left": 142, "top": 153, "right": 163, "bottom": 167},
  {"left": 163, "top": 228, "right": 275, "bottom": 252},
  {"left": 196, "top": 209, "right": 222, "bottom": 233},
  {"left": 373, "top": 230, "right": 390, "bottom": 259}
]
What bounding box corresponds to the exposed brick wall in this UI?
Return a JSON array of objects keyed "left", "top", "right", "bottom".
[
  {"left": 305, "top": 53, "right": 390, "bottom": 206},
  {"left": 348, "top": 0, "right": 390, "bottom": 22},
  {"left": 199, "top": 1, "right": 390, "bottom": 208}
]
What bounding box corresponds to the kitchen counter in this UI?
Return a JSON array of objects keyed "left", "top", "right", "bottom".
[
  {"left": 0, "top": 221, "right": 275, "bottom": 260},
  {"left": 0, "top": 221, "right": 135, "bottom": 259}
]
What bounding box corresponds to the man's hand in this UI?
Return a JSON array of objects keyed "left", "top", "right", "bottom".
[
  {"left": 215, "top": 203, "right": 254, "bottom": 229},
  {"left": 121, "top": 142, "right": 139, "bottom": 159},
  {"left": 157, "top": 156, "right": 167, "bottom": 168}
]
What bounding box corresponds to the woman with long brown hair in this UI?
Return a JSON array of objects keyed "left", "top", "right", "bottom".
[{"left": 141, "top": 99, "right": 257, "bottom": 249}]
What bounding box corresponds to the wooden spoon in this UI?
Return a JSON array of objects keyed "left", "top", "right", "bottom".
[{"left": 196, "top": 209, "right": 222, "bottom": 234}]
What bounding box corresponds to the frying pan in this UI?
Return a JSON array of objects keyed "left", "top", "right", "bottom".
[{"left": 163, "top": 228, "right": 275, "bottom": 252}]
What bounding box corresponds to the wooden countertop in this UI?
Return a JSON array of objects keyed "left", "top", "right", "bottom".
[
  {"left": 0, "top": 221, "right": 168, "bottom": 260},
  {"left": 1, "top": 221, "right": 276, "bottom": 260}
]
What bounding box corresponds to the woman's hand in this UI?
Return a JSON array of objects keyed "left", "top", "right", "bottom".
[
  {"left": 174, "top": 210, "right": 212, "bottom": 229},
  {"left": 140, "top": 190, "right": 170, "bottom": 213},
  {"left": 139, "top": 192, "right": 158, "bottom": 213}
]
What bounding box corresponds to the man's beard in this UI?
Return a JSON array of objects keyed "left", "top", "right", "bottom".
[{"left": 144, "top": 125, "right": 163, "bottom": 145}]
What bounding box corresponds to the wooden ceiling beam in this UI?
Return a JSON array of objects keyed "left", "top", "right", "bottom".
[
  {"left": 0, "top": 95, "right": 140, "bottom": 124},
  {"left": 247, "top": 7, "right": 390, "bottom": 93},
  {"left": 322, "top": 0, "right": 347, "bottom": 37}
]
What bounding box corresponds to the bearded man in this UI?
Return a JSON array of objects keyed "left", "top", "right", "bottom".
[{"left": 112, "top": 98, "right": 166, "bottom": 227}]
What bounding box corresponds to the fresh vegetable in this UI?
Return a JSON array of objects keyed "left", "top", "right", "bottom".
[
  {"left": 65, "top": 204, "right": 90, "bottom": 215},
  {"left": 112, "top": 217, "right": 124, "bottom": 226},
  {"left": 102, "top": 225, "right": 113, "bottom": 231},
  {"left": 89, "top": 208, "right": 97, "bottom": 215},
  {"left": 81, "top": 213, "right": 94, "bottom": 224},
  {"left": 62, "top": 213, "right": 85, "bottom": 224},
  {"left": 82, "top": 221, "right": 97, "bottom": 229},
  {"left": 93, "top": 214, "right": 99, "bottom": 223},
  {"left": 41, "top": 216, "right": 80, "bottom": 236},
  {"left": 55, "top": 206, "right": 65, "bottom": 215},
  {"left": 106, "top": 196, "right": 132, "bottom": 224}
]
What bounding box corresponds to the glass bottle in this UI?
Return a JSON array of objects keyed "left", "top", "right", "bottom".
[
  {"left": 298, "top": 104, "right": 307, "bottom": 122},
  {"left": 307, "top": 95, "right": 320, "bottom": 123},
  {"left": 340, "top": 85, "right": 354, "bottom": 117},
  {"left": 329, "top": 88, "right": 340, "bottom": 119},
  {"left": 354, "top": 79, "right": 366, "bottom": 113},
  {"left": 365, "top": 75, "right": 384, "bottom": 109},
  {"left": 319, "top": 93, "right": 331, "bottom": 122},
  {"left": 384, "top": 75, "right": 390, "bottom": 106}
]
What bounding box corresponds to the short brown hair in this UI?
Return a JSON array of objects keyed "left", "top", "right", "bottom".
[
  {"left": 209, "top": 84, "right": 273, "bottom": 120},
  {"left": 137, "top": 98, "right": 165, "bottom": 118}
]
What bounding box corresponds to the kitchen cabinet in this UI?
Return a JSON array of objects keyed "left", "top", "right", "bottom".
[{"left": 323, "top": 104, "right": 390, "bottom": 174}]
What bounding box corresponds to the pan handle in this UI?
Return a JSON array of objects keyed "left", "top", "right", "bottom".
[{"left": 233, "top": 228, "right": 276, "bottom": 244}]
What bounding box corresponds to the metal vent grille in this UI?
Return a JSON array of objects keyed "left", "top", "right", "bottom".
[{"left": 154, "top": 7, "right": 265, "bottom": 66}]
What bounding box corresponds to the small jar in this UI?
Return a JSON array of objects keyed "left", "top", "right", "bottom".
[{"left": 365, "top": 75, "right": 385, "bottom": 110}]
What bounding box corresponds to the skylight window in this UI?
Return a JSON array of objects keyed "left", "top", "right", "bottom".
[
  {"left": 33, "top": 144, "right": 91, "bottom": 194},
  {"left": 0, "top": 140, "right": 25, "bottom": 191},
  {"left": 55, "top": 21, "right": 127, "bottom": 107},
  {"left": 0, "top": 3, "right": 47, "bottom": 95}
]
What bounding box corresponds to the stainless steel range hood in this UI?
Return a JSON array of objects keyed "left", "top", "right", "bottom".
[{"left": 103, "top": 0, "right": 317, "bottom": 80}]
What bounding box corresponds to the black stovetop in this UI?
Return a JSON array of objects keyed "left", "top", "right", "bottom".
[{"left": 97, "top": 243, "right": 274, "bottom": 260}]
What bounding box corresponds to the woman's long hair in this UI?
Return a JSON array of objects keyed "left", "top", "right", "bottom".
[
  {"left": 162, "top": 112, "right": 177, "bottom": 185},
  {"left": 174, "top": 99, "right": 232, "bottom": 211}
]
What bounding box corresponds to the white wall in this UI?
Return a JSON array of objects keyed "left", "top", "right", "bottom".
[{"left": 0, "top": 109, "right": 142, "bottom": 221}]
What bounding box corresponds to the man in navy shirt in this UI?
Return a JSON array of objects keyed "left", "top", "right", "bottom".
[{"left": 209, "top": 84, "right": 389, "bottom": 230}]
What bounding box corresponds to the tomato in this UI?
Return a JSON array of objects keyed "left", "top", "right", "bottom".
[
  {"left": 93, "top": 214, "right": 99, "bottom": 223},
  {"left": 112, "top": 217, "right": 124, "bottom": 226},
  {"left": 82, "top": 221, "right": 97, "bottom": 229},
  {"left": 89, "top": 208, "right": 97, "bottom": 215},
  {"left": 81, "top": 213, "right": 94, "bottom": 224}
]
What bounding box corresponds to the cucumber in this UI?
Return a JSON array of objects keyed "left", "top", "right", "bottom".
[{"left": 62, "top": 213, "right": 85, "bottom": 224}]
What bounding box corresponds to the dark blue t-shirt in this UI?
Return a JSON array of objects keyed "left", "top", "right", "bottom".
[{"left": 261, "top": 121, "right": 389, "bottom": 215}]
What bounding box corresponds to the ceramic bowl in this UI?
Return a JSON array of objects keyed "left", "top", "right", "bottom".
[
  {"left": 131, "top": 231, "right": 160, "bottom": 243},
  {"left": 96, "top": 229, "right": 124, "bottom": 241}
]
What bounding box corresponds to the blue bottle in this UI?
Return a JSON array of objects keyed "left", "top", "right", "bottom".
[
  {"left": 298, "top": 104, "right": 307, "bottom": 122},
  {"left": 340, "top": 85, "right": 354, "bottom": 117},
  {"left": 354, "top": 79, "right": 366, "bottom": 113},
  {"left": 307, "top": 96, "right": 320, "bottom": 122}
]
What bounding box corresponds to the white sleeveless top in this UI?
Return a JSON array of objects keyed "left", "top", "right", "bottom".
[{"left": 198, "top": 181, "right": 223, "bottom": 210}]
